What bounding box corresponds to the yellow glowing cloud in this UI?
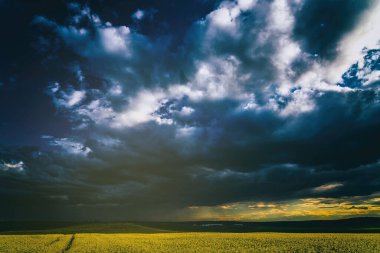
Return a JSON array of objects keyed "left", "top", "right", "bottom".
[
  {"left": 184, "top": 193, "right": 380, "bottom": 221},
  {"left": 313, "top": 182, "right": 343, "bottom": 192}
]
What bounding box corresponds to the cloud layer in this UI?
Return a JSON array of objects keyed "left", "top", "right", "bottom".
[{"left": 1, "top": 0, "right": 380, "bottom": 221}]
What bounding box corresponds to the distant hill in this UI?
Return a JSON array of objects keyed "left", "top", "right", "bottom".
[
  {"left": 0, "top": 222, "right": 169, "bottom": 235},
  {"left": 138, "top": 217, "right": 380, "bottom": 233},
  {"left": 0, "top": 217, "right": 379, "bottom": 234}
]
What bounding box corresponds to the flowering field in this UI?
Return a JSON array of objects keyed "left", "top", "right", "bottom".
[{"left": 0, "top": 233, "right": 379, "bottom": 252}]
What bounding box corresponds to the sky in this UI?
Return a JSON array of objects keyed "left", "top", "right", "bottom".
[{"left": 0, "top": 0, "right": 380, "bottom": 221}]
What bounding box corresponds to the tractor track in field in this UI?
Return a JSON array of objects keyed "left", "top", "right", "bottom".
[
  {"left": 47, "top": 236, "right": 60, "bottom": 246},
  {"left": 61, "top": 234, "right": 75, "bottom": 252}
]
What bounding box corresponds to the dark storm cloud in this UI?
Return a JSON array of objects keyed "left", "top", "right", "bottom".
[
  {"left": 3, "top": 88, "right": 380, "bottom": 220},
  {"left": 1, "top": 0, "right": 380, "bottom": 221},
  {"left": 293, "top": 0, "right": 373, "bottom": 59}
]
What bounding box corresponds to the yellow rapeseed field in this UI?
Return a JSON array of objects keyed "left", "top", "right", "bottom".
[
  {"left": 0, "top": 234, "right": 72, "bottom": 252},
  {"left": 0, "top": 232, "right": 379, "bottom": 252}
]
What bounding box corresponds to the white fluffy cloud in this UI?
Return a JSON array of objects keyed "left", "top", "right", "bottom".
[
  {"left": 114, "top": 89, "right": 166, "bottom": 128},
  {"left": 46, "top": 136, "right": 92, "bottom": 156},
  {"left": 132, "top": 9, "right": 145, "bottom": 21},
  {"left": 0, "top": 161, "right": 25, "bottom": 172},
  {"left": 237, "top": 0, "right": 257, "bottom": 11},
  {"left": 43, "top": 1, "right": 380, "bottom": 127},
  {"left": 99, "top": 25, "right": 131, "bottom": 54},
  {"left": 49, "top": 83, "right": 86, "bottom": 108}
]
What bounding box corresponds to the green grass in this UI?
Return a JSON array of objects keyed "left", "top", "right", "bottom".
[{"left": 0, "top": 233, "right": 379, "bottom": 252}]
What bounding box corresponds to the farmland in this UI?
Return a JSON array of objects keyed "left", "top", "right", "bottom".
[
  {"left": 0, "top": 232, "right": 379, "bottom": 252},
  {"left": 0, "top": 219, "right": 379, "bottom": 252}
]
